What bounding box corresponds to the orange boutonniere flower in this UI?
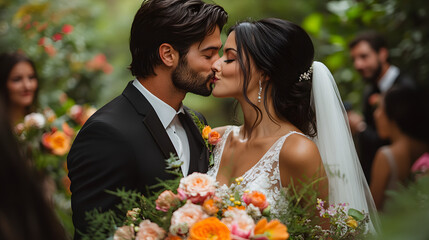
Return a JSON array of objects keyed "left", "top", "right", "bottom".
[
  {"left": 189, "top": 217, "right": 231, "bottom": 240},
  {"left": 202, "top": 126, "right": 211, "bottom": 140}
]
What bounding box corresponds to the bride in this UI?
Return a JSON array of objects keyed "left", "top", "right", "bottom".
[{"left": 207, "top": 18, "right": 379, "bottom": 232}]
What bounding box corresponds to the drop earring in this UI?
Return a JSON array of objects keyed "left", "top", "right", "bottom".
[{"left": 258, "top": 80, "right": 262, "bottom": 103}]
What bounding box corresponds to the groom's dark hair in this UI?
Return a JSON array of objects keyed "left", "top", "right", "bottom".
[{"left": 129, "top": 0, "right": 228, "bottom": 78}]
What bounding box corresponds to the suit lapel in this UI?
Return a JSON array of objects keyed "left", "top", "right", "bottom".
[
  {"left": 122, "top": 81, "right": 178, "bottom": 159},
  {"left": 181, "top": 108, "right": 208, "bottom": 174}
]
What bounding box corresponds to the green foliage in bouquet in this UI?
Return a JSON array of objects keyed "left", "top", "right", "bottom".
[{"left": 81, "top": 161, "right": 371, "bottom": 240}]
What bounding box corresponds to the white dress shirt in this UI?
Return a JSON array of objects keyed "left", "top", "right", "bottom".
[
  {"left": 378, "top": 65, "right": 399, "bottom": 93},
  {"left": 133, "top": 79, "right": 190, "bottom": 176}
]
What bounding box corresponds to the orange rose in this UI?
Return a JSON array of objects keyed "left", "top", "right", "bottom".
[
  {"left": 189, "top": 217, "right": 231, "bottom": 240},
  {"left": 42, "top": 130, "right": 71, "bottom": 156},
  {"left": 254, "top": 218, "right": 289, "bottom": 240},
  {"left": 242, "top": 191, "right": 269, "bottom": 211},
  {"left": 202, "top": 126, "right": 211, "bottom": 140},
  {"left": 208, "top": 131, "right": 220, "bottom": 145}
]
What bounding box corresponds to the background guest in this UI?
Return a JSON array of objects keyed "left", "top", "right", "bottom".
[
  {"left": 370, "top": 86, "right": 429, "bottom": 210},
  {"left": 347, "top": 31, "right": 415, "bottom": 184},
  {"left": 0, "top": 98, "right": 68, "bottom": 240},
  {"left": 0, "top": 52, "right": 38, "bottom": 126}
]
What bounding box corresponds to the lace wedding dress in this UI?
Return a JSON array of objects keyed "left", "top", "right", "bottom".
[{"left": 207, "top": 125, "right": 307, "bottom": 216}]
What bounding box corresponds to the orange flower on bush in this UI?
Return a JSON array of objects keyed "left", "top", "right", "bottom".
[
  {"left": 208, "top": 131, "right": 220, "bottom": 145},
  {"left": 202, "top": 126, "right": 211, "bottom": 140},
  {"left": 254, "top": 218, "right": 289, "bottom": 240},
  {"left": 189, "top": 217, "right": 231, "bottom": 240},
  {"left": 242, "top": 191, "right": 269, "bottom": 211},
  {"left": 42, "top": 130, "right": 71, "bottom": 156}
]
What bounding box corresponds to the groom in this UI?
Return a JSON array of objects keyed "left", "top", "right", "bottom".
[{"left": 67, "top": 0, "right": 227, "bottom": 238}]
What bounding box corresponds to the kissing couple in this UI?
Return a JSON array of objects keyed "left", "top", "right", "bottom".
[{"left": 67, "top": 0, "right": 379, "bottom": 239}]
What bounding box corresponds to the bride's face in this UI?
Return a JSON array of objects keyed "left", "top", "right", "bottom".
[{"left": 211, "top": 31, "right": 261, "bottom": 101}]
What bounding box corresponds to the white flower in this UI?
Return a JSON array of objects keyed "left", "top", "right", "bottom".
[
  {"left": 24, "top": 113, "right": 46, "bottom": 129},
  {"left": 246, "top": 203, "right": 262, "bottom": 218}
]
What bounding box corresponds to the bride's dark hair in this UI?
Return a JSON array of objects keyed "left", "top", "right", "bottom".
[{"left": 231, "top": 18, "right": 317, "bottom": 137}]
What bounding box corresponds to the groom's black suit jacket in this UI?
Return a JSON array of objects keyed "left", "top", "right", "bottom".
[{"left": 67, "top": 81, "right": 209, "bottom": 239}]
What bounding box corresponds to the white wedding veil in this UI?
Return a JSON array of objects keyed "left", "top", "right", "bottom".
[{"left": 311, "top": 61, "right": 380, "bottom": 233}]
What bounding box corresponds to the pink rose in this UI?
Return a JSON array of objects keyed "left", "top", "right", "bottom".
[
  {"left": 136, "top": 220, "right": 166, "bottom": 240},
  {"left": 222, "top": 208, "right": 255, "bottom": 240},
  {"left": 170, "top": 201, "right": 208, "bottom": 236},
  {"left": 208, "top": 131, "right": 221, "bottom": 145},
  {"left": 156, "top": 190, "right": 180, "bottom": 212},
  {"left": 177, "top": 172, "right": 216, "bottom": 204},
  {"left": 113, "top": 225, "right": 134, "bottom": 240}
]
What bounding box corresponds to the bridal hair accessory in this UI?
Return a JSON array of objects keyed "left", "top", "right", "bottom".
[
  {"left": 298, "top": 66, "right": 313, "bottom": 82},
  {"left": 258, "top": 80, "right": 262, "bottom": 103}
]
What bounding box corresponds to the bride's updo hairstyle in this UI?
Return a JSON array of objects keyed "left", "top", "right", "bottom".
[{"left": 231, "top": 18, "right": 317, "bottom": 137}]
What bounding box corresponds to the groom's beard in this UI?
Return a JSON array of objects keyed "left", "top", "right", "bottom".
[{"left": 172, "top": 57, "right": 214, "bottom": 96}]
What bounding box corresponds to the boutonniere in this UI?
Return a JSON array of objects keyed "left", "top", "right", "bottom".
[{"left": 189, "top": 111, "right": 220, "bottom": 168}]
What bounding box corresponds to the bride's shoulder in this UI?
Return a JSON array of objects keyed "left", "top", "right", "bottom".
[
  {"left": 279, "top": 133, "right": 322, "bottom": 168},
  {"left": 212, "top": 125, "right": 236, "bottom": 137}
]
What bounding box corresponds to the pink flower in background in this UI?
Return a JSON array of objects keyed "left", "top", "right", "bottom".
[
  {"left": 86, "top": 53, "right": 114, "bottom": 74},
  {"left": 52, "top": 33, "right": 62, "bottom": 41},
  {"left": 37, "top": 22, "right": 48, "bottom": 32},
  {"left": 177, "top": 172, "right": 216, "bottom": 204},
  {"left": 136, "top": 220, "right": 166, "bottom": 240},
  {"left": 412, "top": 153, "right": 429, "bottom": 173},
  {"left": 156, "top": 190, "right": 180, "bottom": 212},
  {"left": 62, "top": 24, "right": 74, "bottom": 34},
  {"left": 38, "top": 37, "right": 46, "bottom": 46},
  {"left": 44, "top": 45, "right": 57, "bottom": 57}
]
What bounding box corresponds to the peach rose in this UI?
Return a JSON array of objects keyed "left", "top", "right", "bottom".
[
  {"left": 222, "top": 208, "right": 255, "bottom": 240},
  {"left": 113, "top": 225, "right": 134, "bottom": 240},
  {"left": 177, "top": 173, "right": 216, "bottom": 204},
  {"left": 170, "top": 201, "right": 208, "bottom": 236},
  {"left": 155, "top": 190, "right": 180, "bottom": 212},
  {"left": 208, "top": 131, "right": 221, "bottom": 145},
  {"left": 242, "top": 191, "right": 269, "bottom": 211},
  {"left": 136, "top": 220, "right": 166, "bottom": 240}
]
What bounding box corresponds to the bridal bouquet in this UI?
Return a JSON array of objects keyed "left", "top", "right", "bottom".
[{"left": 108, "top": 173, "right": 288, "bottom": 240}]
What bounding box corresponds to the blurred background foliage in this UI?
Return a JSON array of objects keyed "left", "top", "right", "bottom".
[{"left": 1, "top": 0, "right": 428, "bottom": 237}]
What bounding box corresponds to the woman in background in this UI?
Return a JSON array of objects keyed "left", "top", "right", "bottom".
[
  {"left": 371, "top": 86, "right": 429, "bottom": 210},
  {"left": 0, "top": 98, "right": 68, "bottom": 240},
  {"left": 0, "top": 52, "right": 38, "bottom": 126}
]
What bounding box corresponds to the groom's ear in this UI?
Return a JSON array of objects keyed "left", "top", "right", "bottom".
[{"left": 159, "top": 43, "right": 178, "bottom": 67}]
